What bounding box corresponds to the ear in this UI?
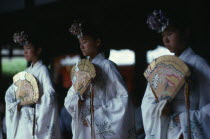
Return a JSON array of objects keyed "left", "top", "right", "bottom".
[
  {"left": 96, "top": 39, "right": 101, "bottom": 48},
  {"left": 37, "top": 48, "right": 42, "bottom": 55},
  {"left": 182, "top": 28, "right": 191, "bottom": 44}
]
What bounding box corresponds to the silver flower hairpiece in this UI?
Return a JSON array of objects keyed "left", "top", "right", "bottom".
[
  {"left": 146, "top": 9, "right": 170, "bottom": 33},
  {"left": 69, "top": 21, "right": 83, "bottom": 38},
  {"left": 13, "top": 31, "right": 29, "bottom": 46}
]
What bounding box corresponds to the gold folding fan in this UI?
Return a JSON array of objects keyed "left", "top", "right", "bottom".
[
  {"left": 71, "top": 59, "right": 96, "bottom": 96},
  {"left": 144, "top": 55, "right": 191, "bottom": 102},
  {"left": 13, "top": 72, "right": 39, "bottom": 105}
]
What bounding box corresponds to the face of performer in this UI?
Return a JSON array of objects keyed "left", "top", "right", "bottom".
[
  {"left": 23, "top": 43, "right": 42, "bottom": 65},
  {"left": 162, "top": 26, "right": 187, "bottom": 56},
  {"left": 79, "top": 35, "right": 101, "bottom": 60}
]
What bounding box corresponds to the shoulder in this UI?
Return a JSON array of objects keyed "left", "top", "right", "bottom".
[
  {"left": 102, "top": 59, "right": 118, "bottom": 69},
  {"left": 101, "top": 59, "right": 123, "bottom": 80},
  {"left": 191, "top": 53, "right": 210, "bottom": 75},
  {"left": 183, "top": 49, "right": 209, "bottom": 68},
  {"left": 190, "top": 52, "right": 209, "bottom": 68},
  {"left": 37, "top": 64, "right": 52, "bottom": 81},
  {"left": 41, "top": 65, "right": 49, "bottom": 72},
  {"left": 194, "top": 54, "right": 209, "bottom": 66},
  {"left": 39, "top": 64, "right": 50, "bottom": 74}
]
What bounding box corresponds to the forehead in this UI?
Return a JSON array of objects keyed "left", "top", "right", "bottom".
[
  {"left": 23, "top": 43, "right": 34, "bottom": 48},
  {"left": 164, "top": 25, "right": 178, "bottom": 32},
  {"left": 162, "top": 26, "right": 179, "bottom": 35},
  {"left": 79, "top": 35, "right": 94, "bottom": 41}
]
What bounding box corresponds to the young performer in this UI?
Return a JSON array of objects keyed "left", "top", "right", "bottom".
[
  {"left": 64, "top": 20, "right": 136, "bottom": 139},
  {"left": 0, "top": 112, "right": 2, "bottom": 139},
  {"left": 141, "top": 9, "right": 210, "bottom": 139},
  {"left": 5, "top": 30, "right": 61, "bottom": 139}
]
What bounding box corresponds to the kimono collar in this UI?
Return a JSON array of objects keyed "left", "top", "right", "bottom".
[
  {"left": 91, "top": 53, "right": 105, "bottom": 65},
  {"left": 179, "top": 47, "right": 194, "bottom": 61},
  {"left": 29, "top": 60, "right": 43, "bottom": 69}
]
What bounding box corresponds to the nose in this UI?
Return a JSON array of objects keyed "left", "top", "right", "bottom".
[
  {"left": 80, "top": 44, "right": 84, "bottom": 49},
  {"left": 24, "top": 50, "right": 27, "bottom": 55}
]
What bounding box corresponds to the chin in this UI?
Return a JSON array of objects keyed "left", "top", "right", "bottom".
[
  {"left": 25, "top": 58, "right": 29, "bottom": 61},
  {"left": 26, "top": 60, "right": 31, "bottom": 62},
  {"left": 82, "top": 53, "right": 87, "bottom": 56},
  {"left": 82, "top": 52, "right": 89, "bottom": 57},
  {"left": 170, "top": 49, "right": 175, "bottom": 53},
  {"left": 166, "top": 48, "right": 174, "bottom": 53}
]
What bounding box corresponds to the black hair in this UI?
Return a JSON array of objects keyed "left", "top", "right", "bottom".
[
  {"left": 162, "top": 8, "right": 192, "bottom": 45},
  {"left": 19, "top": 29, "right": 50, "bottom": 66},
  {"left": 78, "top": 19, "right": 106, "bottom": 53},
  {"left": 162, "top": 8, "right": 191, "bottom": 31}
]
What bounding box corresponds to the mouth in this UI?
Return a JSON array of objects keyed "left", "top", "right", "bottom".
[
  {"left": 165, "top": 46, "right": 174, "bottom": 52},
  {"left": 24, "top": 55, "right": 29, "bottom": 59},
  {"left": 81, "top": 51, "right": 88, "bottom": 56},
  {"left": 165, "top": 44, "right": 170, "bottom": 47}
]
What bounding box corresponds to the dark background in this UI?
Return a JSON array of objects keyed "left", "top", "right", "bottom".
[
  {"left": 0, "top": 0, "right": 210, "bottom": 115},
  {"left": 0, "top": 0, "right": 210, "bottom": 105}
]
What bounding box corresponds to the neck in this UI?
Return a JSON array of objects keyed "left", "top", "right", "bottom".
[
  {"left": 175, "top": 46, "right": 188, "bottom": 56},
  {"left": 89, "top": 56, "right": 95, "bottom": 61},
  {"left": 31, "top": 58, "right": 39, "bottom": 66},
  {"left": 89, "top": 53, "right": 99, "bottom": 61}
]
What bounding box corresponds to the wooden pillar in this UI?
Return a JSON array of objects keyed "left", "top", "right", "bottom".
[
  {"left": 0, "top": 45, "right": 2, "bottom": 78},
  {"left": 187, "top": 0, "right": 210, "bottom": 62},
  {"left": 133, "top": 46, "right": 148, "bottom": 107}
]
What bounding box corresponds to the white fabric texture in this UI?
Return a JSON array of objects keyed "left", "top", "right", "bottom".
[
  {"left": 65, "top": 53, "right": 136, "bottom": 139},
  {"left": 0, "top": 113, "right": 2, "bottom": 139},
  {"left": 5, "top": 60, "right": 61, "bottom": 139},
  {"left": 141, "top": 48, "right": 210, "bottom": 139}
]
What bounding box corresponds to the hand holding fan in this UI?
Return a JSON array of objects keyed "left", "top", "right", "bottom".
[
  {"left": 13, "top": 71, "right": 39, "bottom": 105},
  {"left": 144, "top": 55, "right": 191, "bottom": 102},
  {"left": 71, "top": 59, "right": 96, "bottom": 98}
]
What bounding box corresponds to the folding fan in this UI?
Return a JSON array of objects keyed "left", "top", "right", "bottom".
[
  {"left": 144, "top": 55, "right": 191, "bottom": 102},
  {"left": 71, "top": 59, "right": 96, "bottom": 96},
  {"left": 13, "top": 71, "right": 39, "bottom": 105}
]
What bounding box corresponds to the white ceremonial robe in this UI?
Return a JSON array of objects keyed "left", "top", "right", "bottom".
[
  {"left": 0, "top": 113, "right": 2, "bottom": 139},
  {"left": 141, "top": 47, "right": 210, "bottom": 139},
  {"left": 65, "top": 53, "right": 136, "bottom": 139},
  {"left": 5, "top": 60, "right": 61, "bottom": 139}
]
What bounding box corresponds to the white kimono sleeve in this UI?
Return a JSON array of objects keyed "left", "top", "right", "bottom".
[
  {"left": 0, "top": 113, "right": 2, "bottom": 139},
  {"left": 5, "top": 84, "right": 21, "bottom": 139},
  {"left": 64, "top": 86, "right": 80, "bottom": 139},
  {"left": 85, "top": 61, "right": 135, "bottom": 139},
  {"left": 64, "top": 86, "right": 79, "bottom": 119},
  {"left": 178, "top": 57, "right": 210, "bottom": 139},
  {"left": 35, "top": 67, "right": 61, "bottom": 139},
  {"left": 141, "top": 83, "right": 169, "bottom": 139}
]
